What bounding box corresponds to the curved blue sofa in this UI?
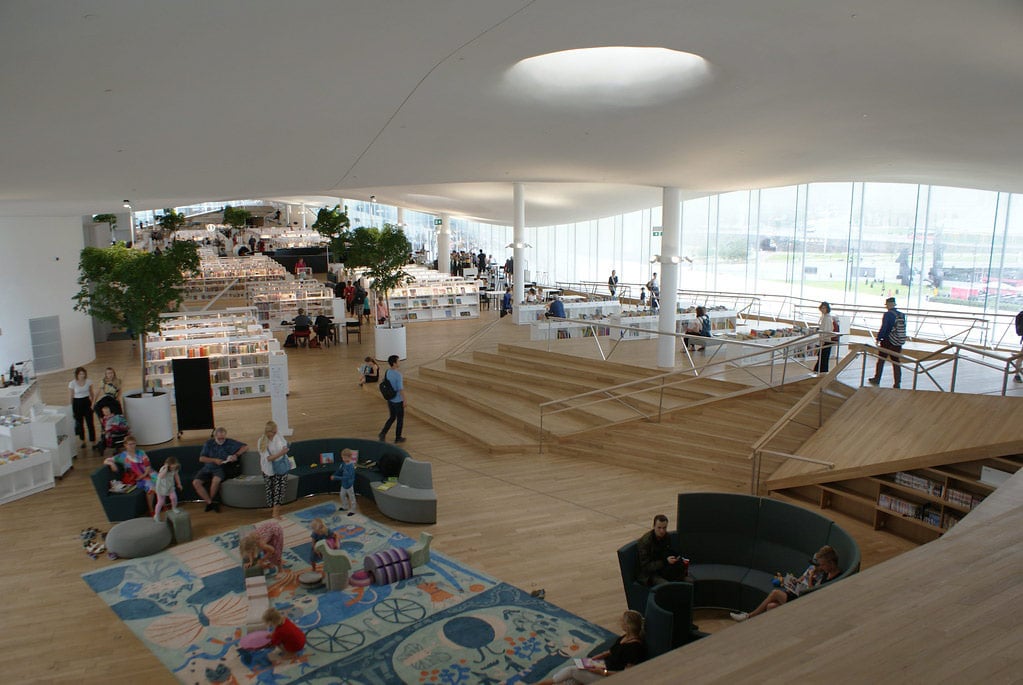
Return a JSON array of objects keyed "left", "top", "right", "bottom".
[
  {"left": 617, "top": 493, "right": 860, "bottom": 615},
  {"left": 91, "top": 438, "right": 412, "bottom": 522}
]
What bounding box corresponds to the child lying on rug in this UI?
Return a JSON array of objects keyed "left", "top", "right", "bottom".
[
  {"left": 308, "top": 518, "right": 342, "bottom": 572},
  {"left": 263, "top": 607, "right": 306, "bottom": 658}
]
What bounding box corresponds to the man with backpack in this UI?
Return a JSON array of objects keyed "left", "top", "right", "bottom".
[
  {"left": 868, "top": 297, "right": 906, "bottom": 388},
  {"left": 378, "top": 355, "right": 407, "bottom": 444}
]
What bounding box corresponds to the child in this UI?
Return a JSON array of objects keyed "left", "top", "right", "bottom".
[
  {"left": 358, "top": 357, "right": 379, "bottom": 387},
  {"left": 240, "top": 521, "right": 285, "bottom": 574},
  {"left": 331, "top": 449, "right": 358, "bottom": 515},
  {"left": 308, "top": 517, "right": 341, "bottom": 572},
  {"left": 153, "top": 456, "right": 183, "bottom": 522},
  {"left": 99, "top": 405, "right": 129, "bottom": 454},
  {"left": 263, "top": 607, "right": 306, "bottom": 657}
]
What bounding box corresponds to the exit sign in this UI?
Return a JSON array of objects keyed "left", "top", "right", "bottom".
[
  {"left": 434, "top": 218, "right": 443, "bottom": 225},
  {"left": 652, "top": 231, "right": 663, "bottom": 237}
]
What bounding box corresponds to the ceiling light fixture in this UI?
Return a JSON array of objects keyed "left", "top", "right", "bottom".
[{"left": 506, "top": 242, "right": 532, "bottom": 249}]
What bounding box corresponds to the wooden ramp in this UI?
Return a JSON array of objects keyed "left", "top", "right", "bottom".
[{"left": 767, "top": 387, "right": 1023, "bottom": 490}]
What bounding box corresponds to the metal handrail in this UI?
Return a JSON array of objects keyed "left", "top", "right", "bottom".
[
  {"left": 748, "top": 340, "right": 1023, "bottom": 494},
  {"left": 537, "top": 328, "right": 826, "bottom": 452}
]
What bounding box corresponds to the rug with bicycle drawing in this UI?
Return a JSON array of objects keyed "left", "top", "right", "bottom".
[{"left": 82, "top": 502, "right": 614, "bottom": 684}]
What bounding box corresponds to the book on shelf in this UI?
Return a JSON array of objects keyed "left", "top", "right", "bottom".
[{"left": 319, "top": 452, "right": 335, "bottom": 464}]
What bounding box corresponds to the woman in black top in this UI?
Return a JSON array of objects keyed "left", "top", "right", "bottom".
[{"left": 539, "top": 610, "right": 646, "bottom": 683}]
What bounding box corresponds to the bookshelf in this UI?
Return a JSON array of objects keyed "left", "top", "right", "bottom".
[
  {"left": 30, "top": 407, "right": 74, "bottom": 477},
  {"left": 249, "top": 280, "right": 335, "bottom": 330},
  {"left": 179, "top": 254, "right": 287, "bottom": 302},
  {"left": 388, "top": 278, "right": 481, "bottom": 323},
  {"left": 0, "top": 447, "right": 54, "bottom": 505},
  {"left": 773, "top": 456, "right": 1021, "bottom": 544},
  {"left": 144, "top": 309, "right": 280, "bottom": 401},
  {"left": 513, "top": 300, "right": 623, "bottom": 325}
]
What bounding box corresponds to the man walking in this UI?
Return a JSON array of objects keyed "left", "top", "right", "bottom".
[
  {"left": 868, "top": 297, "right": 906, "bottom": 389},
  {"left": 379, "top": 355, "right": 407, "bottom": 443}
]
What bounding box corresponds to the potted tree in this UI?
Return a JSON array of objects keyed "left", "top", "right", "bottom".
[
  {"left": 345, "top": 224, "right": 413, "bottom": 360},
  {"left": 73, "top": 241, "right": 200, "bottom": 444},
  {"left": 222, "top": 205, "right": 252, "bottom": 237},
  {"left": 157, "top": 208, "right": 187, "bottom": 236}
]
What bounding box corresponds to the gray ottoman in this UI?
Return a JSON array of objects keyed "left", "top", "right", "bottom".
[
  {"left": 106, "top": 517, "right": 173, "bottom": 558},
  {"left": 221, "top": 474, "right": 299, "bottom": 509},
  {"left": 166, "top": 509, "right": 192, "bottom": 543}
]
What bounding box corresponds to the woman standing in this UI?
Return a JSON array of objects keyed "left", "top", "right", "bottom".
[
  {"left": 68, "top": 367, "right": 96, "bottom": 449},
  {"left": 258, "top": 420, "right": 290, "bottom": 519},
  {"left": 814, "top": 301, "right": 836, "bottom": 373}
]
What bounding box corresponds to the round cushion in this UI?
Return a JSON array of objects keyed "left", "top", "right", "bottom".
[
  {"left": 239, "top": 630, "right": 272, "bottom": 650},
  {"left": 349, "top": 570, "right": 372, "bottom": 587},
  {"left": 299, "top": 571, "right": 323, "bottom": 587},
  {"left": 106, "top": 517, "right": 173, "bottom": 558}
]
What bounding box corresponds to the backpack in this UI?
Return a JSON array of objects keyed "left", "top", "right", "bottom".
[
  {"left": 888, "top": 312, "right": 907, "bottom": 346},
  {"left": 379, "top": 372, "right": 398, "bottom": 400},
  {"left": 1015, "top": 310, "right": 1023, "bottom": 338}
]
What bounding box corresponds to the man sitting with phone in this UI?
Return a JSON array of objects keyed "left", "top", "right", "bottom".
[{"left": 636, "top": 514, "right": 689, "bottom": 586}]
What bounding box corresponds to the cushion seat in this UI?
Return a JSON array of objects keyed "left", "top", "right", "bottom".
[{"left": 106, "top": 517, "right": 173, "bottom": 558}]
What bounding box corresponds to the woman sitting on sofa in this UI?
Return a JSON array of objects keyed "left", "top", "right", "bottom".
[
  {"left": 539, "top": 610, "right": 647, "bottom": 683},
  {"left": 730, "top": 545, "right": 841, "bottom": 622}
]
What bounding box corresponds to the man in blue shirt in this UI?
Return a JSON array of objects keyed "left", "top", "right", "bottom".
[
  {"left": 501, "top": 286, "right": 513, "bottom": 317},
  {"left": 193, "top": 427, "right": 247, "bottom": 512},
  {"left": 868, "top": 297, "right": 904, "bottom": 389},
  {"left": 547, "top": 295, "right": 566, "bottom": 319},
  {"left": 378, "top": 355, "right": 407, "bottom": 444}
]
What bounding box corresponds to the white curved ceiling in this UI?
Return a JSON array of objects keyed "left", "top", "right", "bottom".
[{"left": 2, "top": 0, "right": 1022, "bottom": 225}]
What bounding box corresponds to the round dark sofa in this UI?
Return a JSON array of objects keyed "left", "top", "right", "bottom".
[{"left": 617, "top": 493, "right": 861, "bottom": 616}]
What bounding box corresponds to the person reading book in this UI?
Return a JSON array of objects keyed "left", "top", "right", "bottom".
[
  {"left": 538, "top": 610, "right": 646, "bottom": 683},
  {"left": 730, "top": 545, "right": 842, "bottom": 622}
]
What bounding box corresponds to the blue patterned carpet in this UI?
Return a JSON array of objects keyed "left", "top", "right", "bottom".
[{"left": 82, "top": 502, "right": 614, "bottom": 684}]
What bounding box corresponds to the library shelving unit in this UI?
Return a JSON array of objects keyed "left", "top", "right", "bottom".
[
  {"left": 249, "top": 280, "right": 335, "bottom": 330},
  {"left": 0, "top": 447, "right": 54, "bottom": 505},
  {"left": 144, "top": 308, "right": 280, "bottom": 401},
  {"left": 513, "top": 300, "right": 623, "bottom": 326},
  {"left": 606, "top": 306, "right": 738, "bottom": 341},
  {"left": 388, "top": 277, "right": 481, "bottom": 323},
  {"left": 179, "top": 254, "right": 287, "bottom": 302},
  {"left": 29, "top": 406, "right": 74, "bottom": 477},
  {"left": 772, "top": 456, "right": 1022, "bottom": 544}
]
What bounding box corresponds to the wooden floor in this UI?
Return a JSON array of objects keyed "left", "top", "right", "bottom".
[{"left": 1, "top": 310, "right": 998, "bottom": 684}]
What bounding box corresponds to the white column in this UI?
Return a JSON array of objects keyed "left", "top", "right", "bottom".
[
  {"left": 513, "top": 182, "right": 525, "bottom": 305},
  {"left": 396, "top": 207, "right": 405, "bottom": 230},
  {"left": 438, "top": 214, "right": 451, "bottom": 275},
  {"left": 300, "top": 203, "right": 307, "bottom": 230},
  {"left": 285, "top": 204, "right": 292, "bottom": 226},
  {"left": 658, "top": 187, "right": 682, "bottom": 368}
]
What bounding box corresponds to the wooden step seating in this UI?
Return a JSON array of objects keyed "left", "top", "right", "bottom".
[
  {"left": 556, "top": 379, "right": 849, "bottom": 491},
  {"left": 405, "top": 342, "right": 758, "bottom": 453}
]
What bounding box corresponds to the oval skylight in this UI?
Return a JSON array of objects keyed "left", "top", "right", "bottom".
[{"left": 502, "top": 46, "right": 711, "bottom": 108}]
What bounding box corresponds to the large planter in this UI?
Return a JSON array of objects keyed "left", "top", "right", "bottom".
[
  {"left": 123, "top": 390, "right": 174, "bottom": 446},
  {"left": 375, "top": 324, "right": 407, "bottom": 361}
]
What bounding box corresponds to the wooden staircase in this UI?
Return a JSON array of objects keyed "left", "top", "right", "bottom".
[
  {"left": 405, "top": 342, "right": 852, "bottom": 468},
  {"left": 556, "top": 379, "right": 853, "bottom": 491}
]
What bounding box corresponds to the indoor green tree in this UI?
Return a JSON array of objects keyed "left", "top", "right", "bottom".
[
  {"left": 345, "top": 223, "right": 413, "bottom": 328},
  {"left": 73, "top": 241, "right": 200, "bottom": 392},
  {"left": 222, "top": 205, "right": 252, "bottom": 234},
  {"left": 157, "top": 208, "right": 188, "bottom": 234},
  {"left": 311, "top": 204, "right": 351, "bottom": 262}
]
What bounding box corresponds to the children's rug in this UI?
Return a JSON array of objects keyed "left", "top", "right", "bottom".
[{"left": 83, "top": 502, "right": 615, "bottom": 684}]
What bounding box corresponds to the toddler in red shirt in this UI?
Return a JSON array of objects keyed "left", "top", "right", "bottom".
[{"left": 263, "top": 608, "right": 306, "bottom": 655}]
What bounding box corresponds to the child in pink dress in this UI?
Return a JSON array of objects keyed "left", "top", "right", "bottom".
[{"left": 240, "top": 520, "right": 285, "bottom": 573}]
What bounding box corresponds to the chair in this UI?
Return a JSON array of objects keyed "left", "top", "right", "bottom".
[
  {"left": 373, "top": 458, "right": 437, "bottom": 523},
  {"left": 292, "top": 327, "right": 311, "bottom": 348},
  {"left": 616, "top": 531, "right": 682, "bottom": 614},
  {"left": 315, "top": 539, "right": 353, "bottom": 590},
  {"left": 644, "top": 582, "right": 708, "bottom": 658},
  {"left": 345, "top": 319, "right": 362, "bottom": 343}
]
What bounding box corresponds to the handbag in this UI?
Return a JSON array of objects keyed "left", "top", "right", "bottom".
[{"left": 271, "top": 454, "right": 291, "bottom": 475}]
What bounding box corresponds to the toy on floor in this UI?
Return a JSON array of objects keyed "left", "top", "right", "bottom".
[
  {"left": 364, "top": 532, "right": 433, "bottom": 585},
  {"left": 81, "top": 528, "right": 107, "bottom": 559}
]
